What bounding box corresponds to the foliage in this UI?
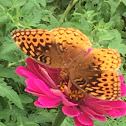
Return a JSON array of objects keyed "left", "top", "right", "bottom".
[{"left": 0, "top": 0, "right": 126, "bottom": 125}]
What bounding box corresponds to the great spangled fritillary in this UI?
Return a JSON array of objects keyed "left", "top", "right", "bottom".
[{"left": 11, "top": 27, "right": 121, "bottom": 101}]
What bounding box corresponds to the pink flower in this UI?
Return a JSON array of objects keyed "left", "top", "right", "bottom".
[{"left": 15, "top": 58, "right": 126, "bottom": 126}]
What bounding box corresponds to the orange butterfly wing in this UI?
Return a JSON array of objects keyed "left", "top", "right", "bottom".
[
  {"left": 11, "top": 29, "right": 63, "bottom": 68},
  {"left": 70, "top": 48, "right": 121, "bottom": 100},
  {"left": 11, "top": 28, "right": 92, "bottom": 68}
]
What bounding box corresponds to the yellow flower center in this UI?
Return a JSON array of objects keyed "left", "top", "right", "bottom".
[
  {"left": 57, "top": 81, "right": 67, "bottom": 92},
  {"left": 58, "top": 80, "right": 85, "bottom": 102},
  {"left": 68, "top": 89, "right": 84, "bottom": 101}
]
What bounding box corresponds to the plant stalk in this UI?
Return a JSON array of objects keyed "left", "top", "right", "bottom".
[
  {"left": 52, "top": 107, "right": 67, "bottom": 126},
  {"left": 60, "top": 0, "right": 79, "bottom": 22}
]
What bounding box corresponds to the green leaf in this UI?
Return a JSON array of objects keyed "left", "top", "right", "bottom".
[
  {"left": 107, "top": 0, "right": 120, "bottom": 16},
  {"left": 97, "top": 20, "right": 114, "bottom": 30},
  {"left": 0, "top": 15, "right": 8, "bottom": 23},
  {"left": 0, "top": 79, "right": 23, "bottom": 109},
  {"left": 38, "top": 109, "right": 57, "bottom": 122},
  {"left": 19, "top": 94, "right": 33, "bottom": 104},
  {"left": 61, "top": 116, "right": 74, "bottom": 126},
  {"left": 23, "top": 10, "right": 42, "bottom": 27},
  {"left": 11, "top": 0, "right": 26, "bottom": 8},
  {"left": 0, "top": 40, "right": 17, "bottom": 54},
  {"left": 109, "top": 43, "right": 126, "bottom": 56},
  {"left": 6, "top": 123, "right": 18, "bottom": 126},
  {"left": 49, "top": 14, "right": 59, "bottom": 27},
  {"left": 107, "top": 29, "right": 126, "bottom": 55},
  {"left": 28, "top": 114, "right": 51, "bottom": 123},
  {"left": 0, "top": 0, "right": 12, "bottom": 7},
  {"left": 122, "top": 0, "right": 126, "bottom": 6},
  {"left": 47, "top": 0, "right": 54, "bottom": 3},
  {"left": 79, "top": 17, "right": 91, "bottom": 34},
  {"left": 108, "top": 29, "right": 122, "bottom": 43},
  {"left": 0, "top": 64, "right": 17, "bottom": 79},
  {"left": 24, "top": 122, "right": 39, "bottom": 126},
  {"left": 0, "top": 122, "right": 5, "bottom": 126},
  {"left": 40, "top": 0, "right": 47, "bottom": 8},
  {"left": 0, "top": 109, "right": 14, "bottom": 122},
  {"left": 97, "top": 30, "right": 115, "bottom": 42},
  {"left": 94, "top": 119, "right": 107, "bottom": 126}
]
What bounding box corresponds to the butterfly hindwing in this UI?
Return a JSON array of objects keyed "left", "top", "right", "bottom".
[
  {"left": 70, "top": 48, "right": 121, "bottom": 100},
  {"left": 84, "top": 70, "right": 120, "bottom": 100}
]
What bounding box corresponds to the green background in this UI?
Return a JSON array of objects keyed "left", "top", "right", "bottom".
[{"left": 0, "top": 0, "right": 126, "bottom": 125}]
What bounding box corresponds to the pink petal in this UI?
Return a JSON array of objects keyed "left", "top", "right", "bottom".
[
  {"left": 15, "top": 66, "right": 37, "bottom": 78},
  {"left": 96, "top": 100, "right": 126, "bottom": 108},
  {"left": 62, "top": 106, "right": 80, "bottom": 117},
  {"left": 119, "top": 75, "right": 126, "bottom": 97},
  {"left": 51, "top": 89, "right": 78, "bottom": 106},
  {"left": 120, "top": 74, "right": 124, "bottom": 82},
  {"left": 41, "top": 64, "right": 61, "bottom": 84},
  {"left": 121, "top": 82, "right": 126, "bottom": 97},
  {"left": 34, "top": 95, "right": 61, "bottom": 108},
  {"left": 25, "top": 78, "right": 58, "bottom": 98},
  {"left": 107, "top": 107, "right": 126, "bottom": 117},
  {"left": 74, "top": 117, "right": 87, "bottom": 126},
  {"left": 15, "top": 66, "right": 27, "bottom": 77},
  {"left": 106, "top": 108, "right": 122, "bottom": 117},
  {"left": 97, "top": 100, "right": 126, "bottom": 109},
  {"left": 37, "top": 65, "right": 57, "bottom": 87},
  {"left": 26, "top": 58, "right": 55, "bottom": 87},
  {"left": 26, "top": 58, "right": 60, "bottom": 86},
  {"left": 84, "top": 99, "right": 110, "bottom": 115},
  {"left": 77, "top": 113, "right": 94, "bottom": 126},
  {"left": 117, "top": 107, "right": 126, "bottom": 116},
  {"left": 80, "top": 105, "right": 106, "bottom": 121},
  {"left": 86, "top": 48, "right": 92, "bottom": 55},
  {"left": 85, "top": 97, "right": 126, "bottom": 118}
]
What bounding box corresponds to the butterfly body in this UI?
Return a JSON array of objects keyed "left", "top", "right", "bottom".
[{"left": 12, "top": 27, "right": 121, "bottom": 101}]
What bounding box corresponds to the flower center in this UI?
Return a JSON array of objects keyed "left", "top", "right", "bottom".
[
  {"left": 57, "top": 81, "right": 67, "bottom": 92},
  {"left": 58, "top": 70, "right": 85, "bottom": 102},
  {"left": 68, "top": 88, "right": 84, "bottom": 101}
]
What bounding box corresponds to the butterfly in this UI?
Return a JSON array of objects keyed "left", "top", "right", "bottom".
[{"left": 11, "top": 27, "right": 121, "bottom": 101}]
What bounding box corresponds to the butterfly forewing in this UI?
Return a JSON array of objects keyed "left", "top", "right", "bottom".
[
  {"left": 11, "top": 29, "right": 63, "bottom": 68},
  {"left": 51, "top": 27, "right": 92, "bottom": 65},
  {"left": 12, "top": 28, "right": 92, "bottom": 68}
]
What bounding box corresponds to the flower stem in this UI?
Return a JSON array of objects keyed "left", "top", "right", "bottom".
[
  {"left": 8, "top": 59, "right": 25, "bottom": 68},
  {"left": 60, "top": 0, "right": 79, "bottom": 22},
  {"left": 52, "top": 107, "right": 67, "bottom": 126}
]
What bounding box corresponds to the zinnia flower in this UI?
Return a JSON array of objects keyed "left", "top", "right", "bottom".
[{"left": 15, "top": 57, "right": 126, "bottom": 126}]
